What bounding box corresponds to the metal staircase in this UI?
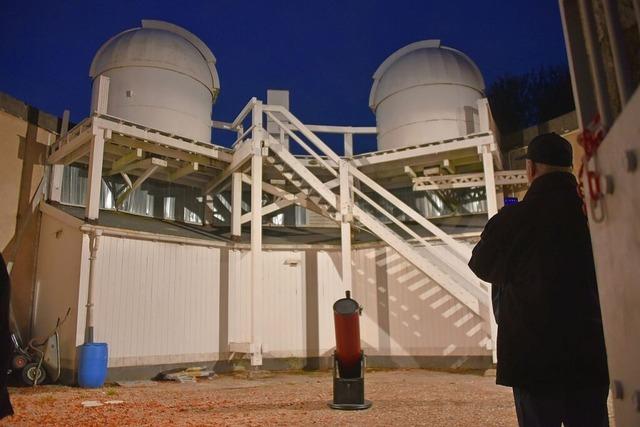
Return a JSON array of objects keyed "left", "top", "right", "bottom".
[{"left": 259, "top": 104, "right": 491, "bottom": 318}]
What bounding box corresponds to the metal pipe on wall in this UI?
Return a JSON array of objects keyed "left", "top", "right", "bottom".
[{"left": 83, "top": 229, "right": 102, "bottom": 343}]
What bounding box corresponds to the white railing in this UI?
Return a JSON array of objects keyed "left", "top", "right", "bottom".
[{"left": 258, "top": 103, "right": 489, "bottom": 300}]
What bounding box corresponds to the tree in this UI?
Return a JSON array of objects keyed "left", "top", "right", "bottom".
[{"left": 487, "top": 65, "right": 575, "bottom": 137}]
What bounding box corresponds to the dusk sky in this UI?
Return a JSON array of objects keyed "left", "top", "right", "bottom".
[{"left": 0, "top": 0, "right": 568, "bottom": 150}]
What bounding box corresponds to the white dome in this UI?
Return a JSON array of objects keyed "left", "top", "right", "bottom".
[
  {"left": 88, "top": 20, "right": 219, "bottom": 142},
  {"left": 90, "top": 20, "right": 220, "bottom": 96},
  {"left": 369, "top": 40, "right": 486, "bottom": 150},
  {"left": 369, "top": 40, "right": 484, "bottom": 110}
]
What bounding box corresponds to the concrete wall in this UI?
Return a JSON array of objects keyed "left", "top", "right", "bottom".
[
  {"left": 0, "top": 93, "right": 61, "bottom": 338},
  {"left": 33, "top": 212, "right": 84, "bottom": 375}
]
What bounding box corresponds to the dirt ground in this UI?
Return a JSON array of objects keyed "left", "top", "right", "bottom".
[{"left": 0, "top": 368, "right": 611, "bottom": 426}]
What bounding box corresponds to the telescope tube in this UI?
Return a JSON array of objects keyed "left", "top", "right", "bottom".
[{"left": 333, "top": 291, "right": 362, "bottom": 378}]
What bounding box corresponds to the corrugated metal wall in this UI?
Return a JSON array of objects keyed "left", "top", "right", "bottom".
[
  {"left": 49, "top": 230, "right": 490, "bottom": 369},
  {"left": 353, "top": 247, "right": 490, "bottom": 357},
  {"left": 90, "top": 236, "right": 222, "bottom": 367}
]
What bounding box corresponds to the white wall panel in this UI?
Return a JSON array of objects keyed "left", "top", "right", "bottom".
[
  {"left": 315, "top": 250, "right": 345, "bottom": 355},
  {"left": 55, "top": 227, "right": 488, "bottom": 371},
  {"left": 259, "top": 250, "right": 304, "bottom": 356},
  {"left": 228, "top": 249, "right": 251, "bottom": 345},
  {"left": 91, "top": 236, "right": 221, "bottom": 367},
  {"left": 353, "top": 246, "right": 490, "bottom": 357}
]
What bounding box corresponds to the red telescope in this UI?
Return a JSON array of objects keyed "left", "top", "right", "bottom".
[
  {"left": 329, "top": 291, "right": 371, "bottom": 410},
  {"left": 333, "top": 290, "right": 362, "bottom": 378}
]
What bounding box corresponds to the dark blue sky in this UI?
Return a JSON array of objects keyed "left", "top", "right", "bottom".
[{"left": 0, "top": 0, "right": 567, "bottom": 149}]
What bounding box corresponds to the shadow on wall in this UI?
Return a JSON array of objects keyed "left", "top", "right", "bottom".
[
  {"left": 304, "top": 249, "right": 320, "bottom": 370},
  {"left": 352, "top": 247, "right": 490, "bottom": 368},
  {"left": 4, "top": 105, "right": 49, "bottom": 340}
]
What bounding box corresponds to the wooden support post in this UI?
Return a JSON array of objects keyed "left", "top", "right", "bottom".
[
  {"left": 231, "top": 172, "right": 242, "bottom": 237},
  {"left": 85, "top": 129, "right": 105, "bottom": 221},
  {"left": 343, "top": 132, "right": 353, "bottom": 158},
  {"left": 481, "top": 145, "right": 498, "bottom": 218},
  {"left": 91, "top": 75, "right": 110, "bottom": 115},
  {"left": 250, "top": 101, "right": 263, "bottom": 367},
  {"left": 481, "top": 143, "right": 498, "bottom": 362},
  {"left": 477, "top": 98, "right": 490, "bottom": 132},
  {"left": 339, "top": 160, "right": 352, "bottom": 292},
  {"left": 49, "top": 109, "right": 70, "bottom": 202},
  {"left": 115, "top": 164, "right": 160, "bottom": 208}
]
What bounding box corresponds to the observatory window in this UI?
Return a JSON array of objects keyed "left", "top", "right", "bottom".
[
  {"left": 184, "top": 206, "right": 202, "bottom": 225},
  {"left": 125, "top": 90, "right": 134, "bottom": 98},
  {"left": 272, "top": 213, "right": 284, "bottom": 226},
  {"left": 164, "top": 197, "right": 176, "bottom": 220}
]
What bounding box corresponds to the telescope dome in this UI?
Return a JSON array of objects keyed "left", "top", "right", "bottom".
[
  {"left": 89, "top": 20, "right": 220, "bottom": 142},
  {"left": 369, "top": 40, "right": 485, "bottom": 150}
]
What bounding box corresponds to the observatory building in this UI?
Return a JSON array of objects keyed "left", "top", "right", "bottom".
[{"left": 4, "top": 20, "right": 530, "bottom": 382}]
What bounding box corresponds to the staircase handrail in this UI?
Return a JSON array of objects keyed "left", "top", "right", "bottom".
[
  {"left": 262, "top": 105, "right": 342, "bottom": 164},
  {"left": 264, "top": 111, "right": 338, "bottom": 178},
  {"left": 261, "top": 103, "right": 478, "bottom": 277},
  {"left": 348, "top": 165, "right": 472, "bottom": 261}
]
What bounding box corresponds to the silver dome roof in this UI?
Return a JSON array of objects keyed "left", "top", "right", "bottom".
[
  {"left": 90, "top": 20, "right": 220, "bottom": 96},
  {"left": 369, "top": 40, "right": 484, "bottom": 111}
]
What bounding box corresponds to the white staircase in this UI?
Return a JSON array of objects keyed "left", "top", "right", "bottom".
[{"left": 259, "top": 105, "right": 491, "bottom": 318}]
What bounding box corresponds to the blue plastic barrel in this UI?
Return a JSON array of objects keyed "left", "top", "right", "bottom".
[{"left": 77, "top": 342, "right": 108, "bottom": 388}]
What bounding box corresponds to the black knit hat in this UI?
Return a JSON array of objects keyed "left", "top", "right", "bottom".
[{"left": 517, "top": 132, "right": 573, "bottom": 167}]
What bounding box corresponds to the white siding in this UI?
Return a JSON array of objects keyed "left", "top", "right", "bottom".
[
  {"left": 259, "top": 250, "right": 305, "bottom": 356},
  {"left": 228, "top": 249, "right": 251, "bottom": 344},
  {"left": 89, "top": 236, "right": 221, "bottom": 367},
  {"left": 353, "top": 246, "right": 490, "bottom": 357},
  {"left": 315, "top": 250, "right": 345, "bottom": 354},
  {"left": 39, "top": 212, "right": 489, "bottom": 372}
]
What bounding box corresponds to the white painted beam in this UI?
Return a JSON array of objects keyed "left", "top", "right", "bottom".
[
  {"left": 250, "top": 101, "right": 263, "bottom": 367},
  {"left": 47, "top": 123, "right": 94, "bottom": 164},
  {"left": 49, "top": 109, "right": 70, "bottom": 202},
  {"left": 231, "top": 172, "right": 242, "bottom": 237},
  {"left": 93, "top": 116, "right": 232, "bottom": 163},
  {"left": 351, "top": 134, "right": 493, "bottom": 167},
  {"left": 339, "top": 160, "right": 352, "bottom": 291},
  {"left": 107, "top": 157, "right": 167, "bottom": 176},
  {"left": 90, "top": 75, "right": 110, "bottom": 115},
  {"left": 84, "top": 130, "right": 105, "bottom": 220},
  {"left": 110, "top": 148, "right": 143, "bottom": 173},
  {"left": 168, "top": 162, "right": 199, "bottom": 181},
  {"left": 481, "top": 145, "right": 498, "bottom": 218},
  {"left": 116, "top": 164, "right": 162, "bottom": 208},
  {"left": 203, "top": 139, "right": 253, "bottom": 194},
  {"left": 412, "top": 170, "right": 528, "bottom": 191}
]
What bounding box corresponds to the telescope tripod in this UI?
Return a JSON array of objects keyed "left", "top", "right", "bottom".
[{"left": 328, "top": 351, "right": 372, "bottom": 410}]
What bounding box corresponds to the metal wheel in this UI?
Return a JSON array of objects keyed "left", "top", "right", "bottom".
[
  {"left": 11, "top": 354, "right": 29, "bottom": 370},
  {"left": 21, "top": 362, "right": 46, "bottom": 386}
]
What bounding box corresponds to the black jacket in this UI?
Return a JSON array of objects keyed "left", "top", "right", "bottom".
[
  {"left": 0, "top": 254, "right": 13, "bottom": 418},
  {"left": 469, "top": 172, "right": 608, "bottom": 389}
]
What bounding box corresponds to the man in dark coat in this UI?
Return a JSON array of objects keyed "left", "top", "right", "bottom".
[
  {"left": 468, "top": 133, "right": 609, "bottom": 427},
  {"left": 0, "top": 253, "right": 14, "bottom": 419}
]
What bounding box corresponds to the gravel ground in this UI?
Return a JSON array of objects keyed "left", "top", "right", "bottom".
[{"left": 0, "top": 368, "right": 606, "bottom": 426}]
